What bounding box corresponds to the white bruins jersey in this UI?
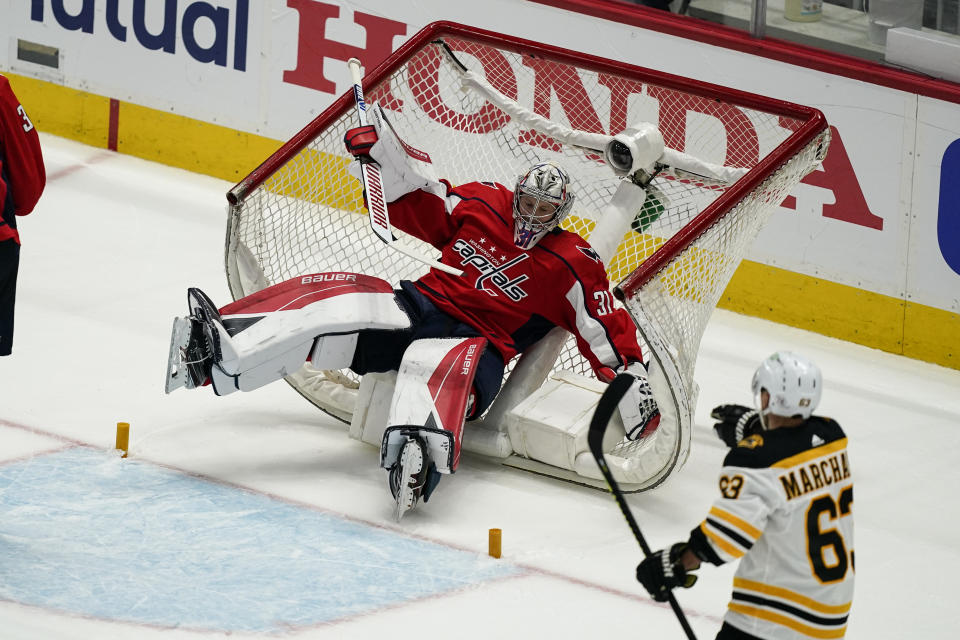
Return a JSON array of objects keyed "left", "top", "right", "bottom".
[{"left": 688, "top": 417, "right": 854, "bottom": 639}]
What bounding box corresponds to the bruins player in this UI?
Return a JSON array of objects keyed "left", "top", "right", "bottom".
[{"left": 637, "top": 352, "right": 854, "bottom": 639}]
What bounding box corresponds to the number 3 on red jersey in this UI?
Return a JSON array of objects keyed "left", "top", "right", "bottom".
[{"left": 17, "top": 104, "right": 34, "bottom": 132}]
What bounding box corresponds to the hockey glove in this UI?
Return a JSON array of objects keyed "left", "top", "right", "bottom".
[
  {"left": 636, "top": 543, "right": 698, "bottom": 602},
  {"left": 617, "top": 362, "right": 662, "bottom": 441},
  {"left": 711, "top": 403, "right": 762, "bottom": 447},
  {"left": 344, "top": 125, "right": 378, "bottom": 160}
]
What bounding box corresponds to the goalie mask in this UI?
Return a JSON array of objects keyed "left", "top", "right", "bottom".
[
  {"left": 512, "top": 161, "right": 576, "bottom": 249},
  {"left": 751, "top": 351, "right": 822, "bottom": 422}
]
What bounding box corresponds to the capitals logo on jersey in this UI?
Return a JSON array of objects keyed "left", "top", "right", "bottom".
[{"left": 452, "top": 239, "right": 530, "bottom": 301}]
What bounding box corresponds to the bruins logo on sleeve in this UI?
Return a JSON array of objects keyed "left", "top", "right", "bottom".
[{"left": 737, "top": 433, "right": 764, "bottom": 449}]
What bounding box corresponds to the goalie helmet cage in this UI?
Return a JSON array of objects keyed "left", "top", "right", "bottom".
[{"left": 224, "top": 21, "right": 829, "bottom": 491}]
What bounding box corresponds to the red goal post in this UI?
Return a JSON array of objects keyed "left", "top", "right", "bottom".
[{"left": 224, "top": 21, "right": 829, "bottom": 491}]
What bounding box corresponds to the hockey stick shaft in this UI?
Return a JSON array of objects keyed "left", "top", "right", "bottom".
[
  {"left": 347, "top": 57, "right": 392, "bottom": 247},
  {"left": 588, "top": 374, "right": 698, "bottom": 640},
  {"left": 346, "top": 58, "right": 463, "bottom": 277}
]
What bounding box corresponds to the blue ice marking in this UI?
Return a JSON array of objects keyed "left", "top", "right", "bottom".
[
  {"left": 939, "top": 138, "right": 960, "bottom": 276},
  {"left": 0, "top": 447, "right": 519, "bottom": 632}
]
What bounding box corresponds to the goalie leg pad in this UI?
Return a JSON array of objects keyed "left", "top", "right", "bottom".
[
  {"left": 220, "top": 285, "right": 409, "bottom": 376},
  {"left": 386, "top": 336, "right": 487, "bottom": 471},
  {"left": 217, "top": 341, "right": 315, "bottom": 394},
  {"left": 180, "top": 274, "right": 409, "bottom": 383},
  {"left": 310, "top": 333, "right": 360, "bottom": 370}
]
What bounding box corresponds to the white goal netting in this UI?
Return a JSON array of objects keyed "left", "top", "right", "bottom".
[{"left": 224, "top": 23, "right": 829, "bottom": 490}]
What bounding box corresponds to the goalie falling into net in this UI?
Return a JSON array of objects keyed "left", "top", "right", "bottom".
[{"left": 165, "top": 104, "right": 660, "bottom": 520}]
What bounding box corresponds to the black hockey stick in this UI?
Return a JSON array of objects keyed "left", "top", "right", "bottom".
[{"left": 588, "top": 373, "right": 698, "bottom": 640}]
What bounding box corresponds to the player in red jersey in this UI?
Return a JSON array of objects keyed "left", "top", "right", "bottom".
[
  {"left": 167, "top": 106, "right": 658, "bottom": 518},
  {"left": 0, "top": 74, "right": 46, "bottom": 356}
]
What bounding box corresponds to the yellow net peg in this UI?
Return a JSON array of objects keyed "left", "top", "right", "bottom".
[
  {"left": 488, "top": 528, "right": 502, "bottom": 559},
  {"left": 116, "top": 422, "right": 130, "bottom": 458}
]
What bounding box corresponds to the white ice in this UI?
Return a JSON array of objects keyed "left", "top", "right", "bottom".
[{"left": 1, "top": 133, "right": 959, "bottom": 639}]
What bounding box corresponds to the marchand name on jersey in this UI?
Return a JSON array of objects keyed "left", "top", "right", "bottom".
[{"left": 779, "top": 451, "right": 851, "bottom": 500}]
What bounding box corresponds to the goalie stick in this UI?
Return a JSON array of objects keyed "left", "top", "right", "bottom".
[
  {"left": 588, "top": 373, "right": 698, "bottom": 640},
  {"left": 347, "top": 58, "right": 464, "bottom": 277}
]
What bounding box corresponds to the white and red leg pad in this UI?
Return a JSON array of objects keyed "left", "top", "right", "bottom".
[
  {"left": 210, "top": 272, "right": 409, "bottom": 388},
  {"left": 379, "top": 337, "right": 487, "bottom": 474}
]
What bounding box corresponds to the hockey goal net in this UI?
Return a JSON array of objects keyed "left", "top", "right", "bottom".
[{"left": 224, "top": 22, "right": 829, "bottom": 491}]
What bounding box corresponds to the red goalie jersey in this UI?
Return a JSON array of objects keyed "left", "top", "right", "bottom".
[
  {"left": 0, "top": 74, "right": 46, "bottom": 245},
  {"left": 389, "top": 179, "right": 644, "bottom": 378}
]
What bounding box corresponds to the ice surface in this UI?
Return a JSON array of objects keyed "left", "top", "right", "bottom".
[{"left": 0, "top": 447, "right": 519, "bottom": 632}]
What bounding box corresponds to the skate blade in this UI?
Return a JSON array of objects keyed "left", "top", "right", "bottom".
[
  {"left": 164, "top": 316, "right": 194, "bottom": 394},
  {"left": 393, "top": 490, "right": 412, "bottom": 522},
  {"left": 393, "top": 442, "right": 424, "bottom": 522}
]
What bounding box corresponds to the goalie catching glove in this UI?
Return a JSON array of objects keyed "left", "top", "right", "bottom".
[
  {"left": 342, "top": 103, "right": 445, "bottom": 203},
  {"left": 711, "top": 403, "right": 762, "bottom": 447},
  {"left": 617, "top": 362, "right": 661, "bottom": 441},
  {"left": 636, "top": 543, "right": 699, "bottom": 602}
]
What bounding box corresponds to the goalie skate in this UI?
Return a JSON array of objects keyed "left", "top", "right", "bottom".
[
  {"left": 388, "top": 437, "right": 429, "bottom": 521},
  {"left": 164, "top": 316, "right": 211, "bottom": 393},
  {"left": 186, "top": 287, "right": 227, "bottom": 362}
]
